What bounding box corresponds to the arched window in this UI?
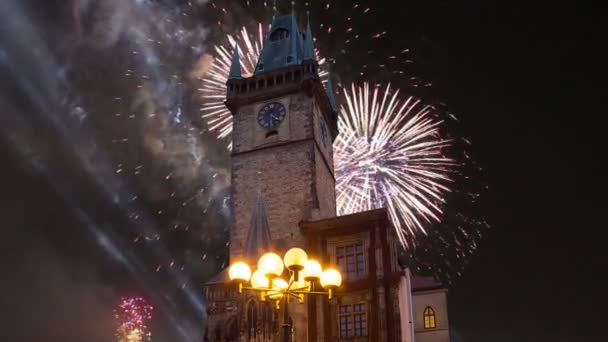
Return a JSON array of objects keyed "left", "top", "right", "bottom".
[
  {"left": 214, "top": 323, "right": 222, "bottom": 341},
  {"left": 423, "top": 306, "right": 436, "bottom": 329},
  {"left": 247, "top": 300, "right": 258, "bottom": 340},
  {"left": 261, "top": 302, "right": 273, "bottom": 341},
  {"left": 225, "top": 317, "right": 238, "bottom": 342},
  {"left": 270, "top": 28, "right": 289, "bottom": 41}
]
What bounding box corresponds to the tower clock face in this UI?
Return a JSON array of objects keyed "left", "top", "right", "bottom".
[
  {"left": 319, "top": 119, "right": 328, "bottom": 146},
  {"left": 257, "top": 102, "right": 286, "bottom": 129}
]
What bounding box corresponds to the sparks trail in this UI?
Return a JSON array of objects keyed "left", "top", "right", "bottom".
[
  {"left": 200, "top": 1, "right": 485, "bottom": 283},
  {"left": 206, "top": 0, "right": 419, "bottom": 84},
  {"left": 335, "top": 82, "right": 487, "bottom": 283},
  {"left": 115, "top": 296, "right": 153, "bottom": 342},
  {"left": 88, "top": 0, "right": 230, "bottom": 275},
  {"left": 335, "top": 82, "right": 455, "bottom": 246}
]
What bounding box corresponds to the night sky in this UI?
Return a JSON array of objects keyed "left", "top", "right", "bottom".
[{"left": 0, "top": 1, "right": 603, "bottom": 341}]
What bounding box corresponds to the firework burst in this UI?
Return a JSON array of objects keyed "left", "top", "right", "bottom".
[
  {"left": 115, "top": 296, "right": 154, "bottom": 342},
  {"left": 335, "top": 82, "right": 488, "bottom": 283},
  {"left": 199, "top": 24, "right": 327, "bottom": 150},
  {"left": 335, "top": 82, "right": 456, "bottom": 246},
  {"left": 199, "top": 3, "right": 487, "bottom": 282}
]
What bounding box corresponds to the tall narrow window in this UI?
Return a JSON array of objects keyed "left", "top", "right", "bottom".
[
  {"left": 215, "top": 324, "right": 222, "bottom": 340},
  {"left": 339, "top": 303, "right": 367, "bottom": 338},
  {"left": 261, "top": 302, "right": 273, "bottom": 340},
  {"left": 423, "top": 306, "right": 436, "bottom": 329},
  {"left": 336, "top": 242, "right": 366, "bottom": 279},
  {"left": 247, "top": 301, "right": 258, "bottom": 339}
]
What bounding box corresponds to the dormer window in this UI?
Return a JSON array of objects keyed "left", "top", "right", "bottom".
[{"left": 270, "top": 28, "right": 289, "bottom": 41}]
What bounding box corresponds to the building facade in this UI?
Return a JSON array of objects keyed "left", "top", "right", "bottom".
[{"left": 205, "top": 12, "right": 449, "bottom": 342}]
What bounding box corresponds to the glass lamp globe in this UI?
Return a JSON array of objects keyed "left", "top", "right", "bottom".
[
  {"left": 267, "top": 278, "right": 288, "bottom": 300},
  {"left": 302, "top": 259, "right": 322, "bottom": 281},
  {"left": 273, "top": 278, "right": 289, "bottom": 290},
  {"left": 283, "top": 247, "right": 308, "bottom": 272},
  {"left": 251, "top": 269, "right": 270, "bottom": 289},
  {"left": 228, "top": 262, "right": 251, "bottom": 283},
  {"left": 320, "top": 268, "right": 342, "bottom": 289},
  {"left": 258, "top": 252, "right": 284, "bottom": 278}
]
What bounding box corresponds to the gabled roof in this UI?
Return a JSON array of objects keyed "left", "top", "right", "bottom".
[
  {"left": 244, "top": 191, "right": 272, "bottom": 261},
  {"left": 206, "top": 192, "right": 272, "bottom": 286},
  {"left": 206, "top": 268, "right": 229, "bottom": 285}
]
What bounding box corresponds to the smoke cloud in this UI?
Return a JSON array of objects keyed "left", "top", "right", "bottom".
[{"left": 1, "top": 0, "right": 228, "bottom": 340}]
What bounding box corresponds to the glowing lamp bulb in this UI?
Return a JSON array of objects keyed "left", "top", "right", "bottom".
[
  {"left": 251, "top": 269, "right": 269, "bottom": 289},
  {"left": 267, "top": 278, "right": 288, "bottom": 300},
  {"left": 273, "top": 278, "right": 289, "bottom": 290},
  {"left": 283, "top": 247, "right": 308, "bottom": 271},
  {"left": 302, "top": 259, "right": 322, "bottom": 281},
  {"left": 228, "top": 261, "right": 251, "bottom": 283},
  {"left": 258, "top": 252, "right": 284, "bottom": 278},
  {"left": 320, "top": 268, "right": 342, "bottom": 289}
]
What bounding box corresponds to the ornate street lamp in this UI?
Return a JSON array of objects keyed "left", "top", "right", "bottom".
[{"left": 228, "top": 248, "right": 342, "bottom": 342}]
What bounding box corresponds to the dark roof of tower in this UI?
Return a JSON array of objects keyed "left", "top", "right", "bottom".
[
  {"left": 254, "top": 12, "right": 305, "bottom": 75},
  {"left": 228, "top": 45, "right": 242, "bottom": 79},
  {"left": 243, "top": 191, "right": 272, "bottom": 261}
]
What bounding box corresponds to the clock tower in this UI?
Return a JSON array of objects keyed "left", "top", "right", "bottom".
[
  {"left": 225, "top": 12, "right": 338, "bottom": 263},
  {"left": 222, "top": 13, "right": 337, "bottom": 341},
  {"left": 205, "top": 12, "right": 451, "bottom": 342}
]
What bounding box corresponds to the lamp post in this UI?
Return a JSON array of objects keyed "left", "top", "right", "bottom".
[{"left": 228, "top": 248, "right": 342, "bottom": 342}]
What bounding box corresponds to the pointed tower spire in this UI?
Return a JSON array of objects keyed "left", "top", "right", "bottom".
[
  {"left": 325, "top": 71, "right": 337, "bottom": 111},
  {"left": 228, "top": 45, "right": 242, "bottom": 80},
  {"left": 304, "top": 12, "right": 315, "bottom": 61},
  {"left": 244, "top": 191, "right": 272, "bottom": 261},
  {"left": 288, "top": 8, "right": 300, "bottom": 65}
]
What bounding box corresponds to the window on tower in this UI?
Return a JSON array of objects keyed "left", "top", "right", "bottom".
[
  {"left": 215, "top": 324, "right": 222, "bottom": 340},
  {"left": 247, "top": 300, "right": 258, "bottom": 340},
  {"left": 336, "top": 242, "right": 366, "bottom": 279},
  {"left": 270, "top": 28, "right": 289, "bottom": 41},
  {"left": 423, "top": 306, "right": 437, "bottom": 329}
]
